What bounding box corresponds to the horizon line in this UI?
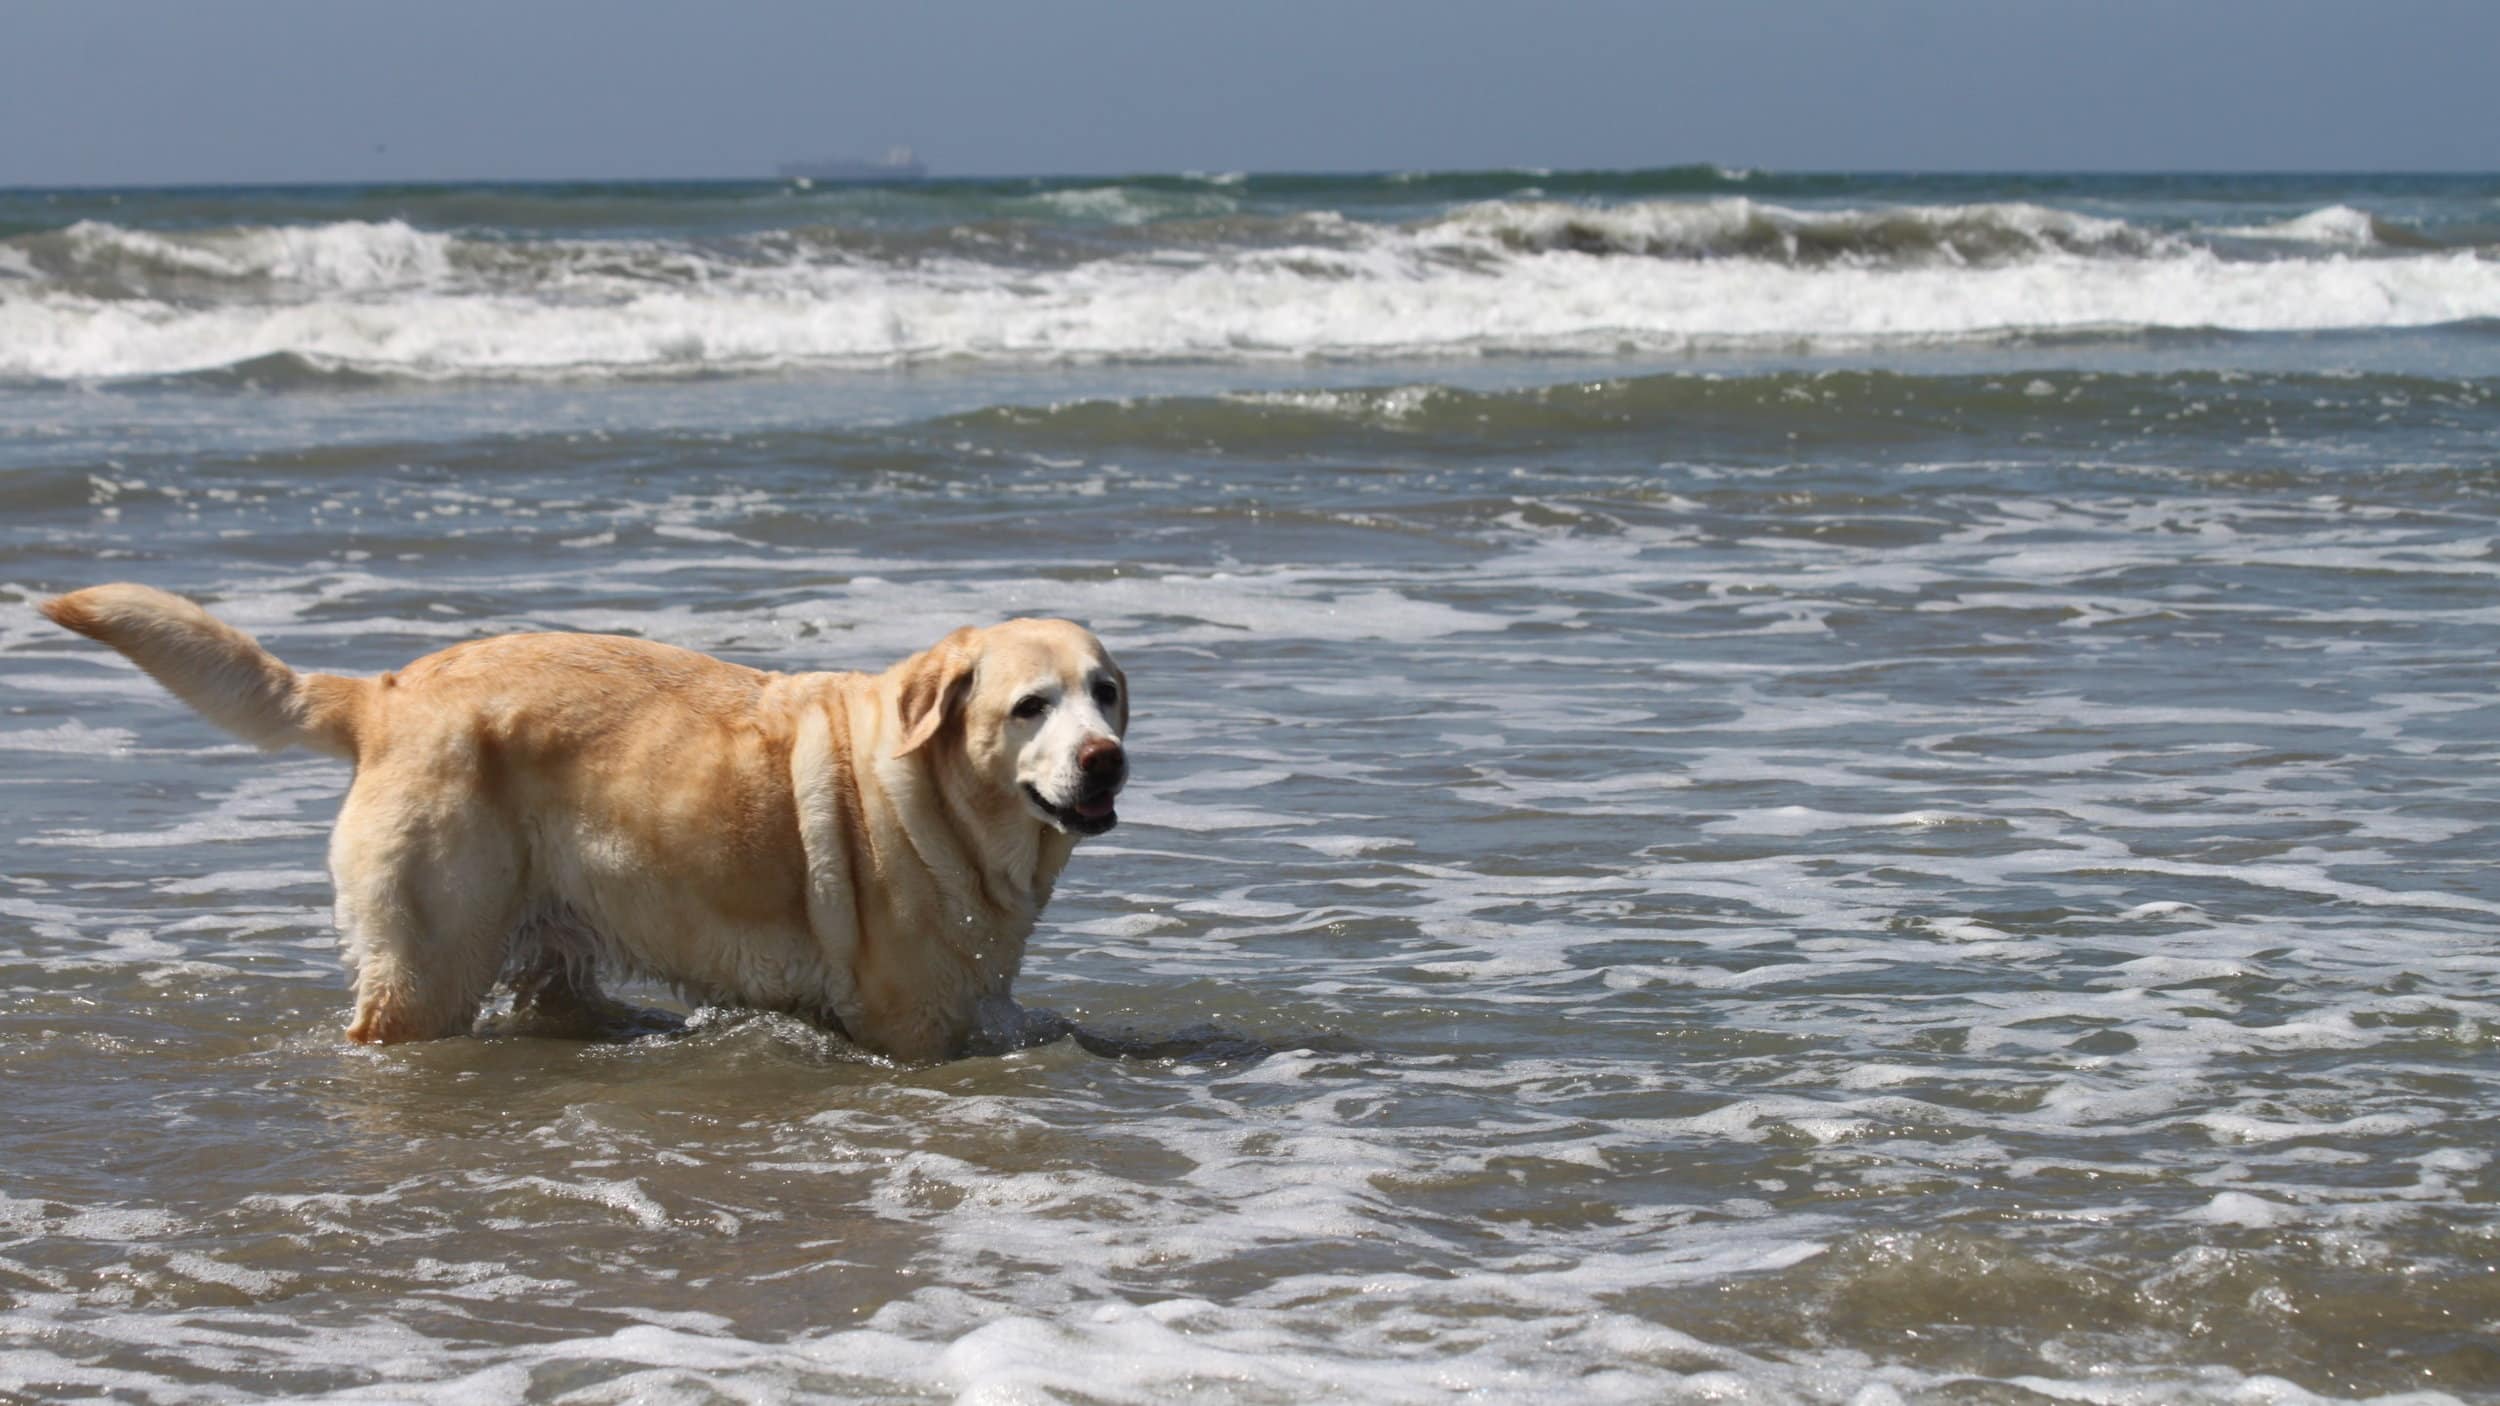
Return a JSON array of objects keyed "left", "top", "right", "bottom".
[{"left": 8, "top": 163, "right": 2500, "bottom": 195}]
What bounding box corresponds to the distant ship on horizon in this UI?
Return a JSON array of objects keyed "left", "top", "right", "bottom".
[{"left": 776, "top": 146, "right": 929, "bottom": 185}]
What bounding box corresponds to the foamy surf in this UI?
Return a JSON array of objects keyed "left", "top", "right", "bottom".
[
  {"left": 2216, "top": 203, "right": 2390, "bottom": 248},
  {"left": 1422, "top": 195, "right": 2174, "bottom": 261},
  {"left": 9, "top": 241, "right": 2500, "bottom": 381},
  {"left": 4, "top": 183, "right": 2498, "bottom": 381}
]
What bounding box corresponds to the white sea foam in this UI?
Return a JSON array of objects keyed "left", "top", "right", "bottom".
[
  {"left": 6, "top": 211, "right": 2499, "bottom": 380},
  {"left": 1020, "top": 185, "right": 1241, "bottom": 225},
  {"left": 53, "top": 218, "right": 459, "bottom": 292},
  {"left": 0, "top": 719, "right": 137, "bottom": 754},
  {"left": 2217, "top": 204, "right": 2385, "bottom": 248}
]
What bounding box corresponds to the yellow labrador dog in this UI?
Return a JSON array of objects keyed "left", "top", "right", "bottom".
[{"left": 40, "top": 584, "right": 1128, "bottom": 1063}]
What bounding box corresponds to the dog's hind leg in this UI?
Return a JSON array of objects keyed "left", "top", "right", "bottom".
[
  {"left": 505, "top": 903, "right": 639, "bottom": 1037},
  {"left": 332, "top": 783, "right": 525, "bottom": 1044}
]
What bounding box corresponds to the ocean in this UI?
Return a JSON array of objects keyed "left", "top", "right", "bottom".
[{"left": 1, "top": 168, "right": 2496, "bottom": 1403}]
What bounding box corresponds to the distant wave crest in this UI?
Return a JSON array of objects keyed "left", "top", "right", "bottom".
[
  {"left": 2209, "top": 203, "right": 2453, "bottom": 251},
  {"left": 1421, "top": 197, "right": 2175, "bottom": 265},
  {"left": 22, "top": 219, "right": 460, "bottom": 297}
]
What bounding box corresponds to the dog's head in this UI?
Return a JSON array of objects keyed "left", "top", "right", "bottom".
[{"left": 894, "top": 619, "right": 1129, "bottom": 836}]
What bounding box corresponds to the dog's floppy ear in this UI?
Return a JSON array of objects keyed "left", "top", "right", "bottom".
[{"left": 893, "top": 626, "right": 979, "bottom": 757}]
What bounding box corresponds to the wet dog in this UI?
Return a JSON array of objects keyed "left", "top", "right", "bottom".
[{"left": 40, "top": 585, "right": 1128, "bottom": 1062}]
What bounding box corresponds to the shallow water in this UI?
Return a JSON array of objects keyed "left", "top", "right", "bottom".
[{"left": 4, "top": 172, "right": 2499, "bottom": 1403}]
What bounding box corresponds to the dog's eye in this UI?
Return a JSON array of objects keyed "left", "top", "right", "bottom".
[
  {"left": 1012, "top": 694, "right": 1050, "bottom": 721},
  {"left": 1092, "top": 681, "right": 1120, "bottom": 709}
]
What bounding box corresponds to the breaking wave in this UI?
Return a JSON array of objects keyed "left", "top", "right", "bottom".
[
  {"left": 1421, "top": 197, "right": 2178, "bottom": 263},
  {"left": 5, "top": 197, "right": 2498, "bottom": 382}
]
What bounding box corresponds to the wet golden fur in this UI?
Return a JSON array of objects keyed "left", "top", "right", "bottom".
[{"left": 40, "top": 584, "right": 1129, "bottom": 1063}]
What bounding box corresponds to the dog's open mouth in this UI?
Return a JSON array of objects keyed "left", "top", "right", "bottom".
[{"left": 1024, "top": 783, "right": 1119, "bottom": 836}]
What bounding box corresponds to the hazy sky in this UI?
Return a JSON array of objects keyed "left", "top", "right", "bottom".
[{"left": 6, "top": 0, "right": 2497, "bottom": 186}]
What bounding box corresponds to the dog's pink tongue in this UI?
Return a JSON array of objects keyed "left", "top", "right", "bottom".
[{"left": 1075, "top": 796, "right": 1115, "bottom": 818}]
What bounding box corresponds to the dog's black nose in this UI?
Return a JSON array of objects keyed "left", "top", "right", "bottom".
[{"left": 1078, "top": 738, "right": 1126, "bottom": 786}]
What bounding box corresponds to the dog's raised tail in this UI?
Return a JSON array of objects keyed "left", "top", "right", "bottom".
[{"left": 40, "top": 584, "right": 365, "bottom": 760}]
